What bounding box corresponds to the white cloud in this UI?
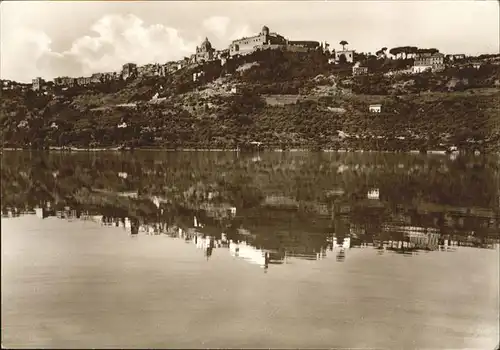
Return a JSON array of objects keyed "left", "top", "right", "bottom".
[
  {"left": 1, "top": 14, "right": 199, "bottom": 82},
  {"left": 0, "top": 27, "right": 63, "bottom": 82},
  {"left": 229, "top": 25, "right": 254, "bottom": 41},
  {"left": 202, "top": 16, "right": 231, "bottom": 39}
]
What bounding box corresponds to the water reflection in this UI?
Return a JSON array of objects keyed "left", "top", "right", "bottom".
[{"left": 2, "top": 151, "right": 500, "bottom": 269}]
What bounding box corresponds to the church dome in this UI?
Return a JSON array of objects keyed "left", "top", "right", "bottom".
[
  {"left": 261, "top": 25, "right": 270, "bottom": 36},
  {"left": 200, "top": 37, "right": 212, "bottom": 51}
]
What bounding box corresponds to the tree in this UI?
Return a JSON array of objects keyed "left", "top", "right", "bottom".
[
  {"left": 389, "top": 47, "right": 401, "bottom": 59},
  {"left": 339, "top": 40, "right": 348, "bottom": 51},
  {"left": 408, "top": 47, "right": 418, "bottom": 56}
]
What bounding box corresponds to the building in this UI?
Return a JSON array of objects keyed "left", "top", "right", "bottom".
[
  {"left": 287, "top": 40, "right": 320, "bottom": 50},
  {"left": 412, "top": 65, "right": 432, "bottom": 74},
  {"left": 90, "top": 73, "right": 116, "bottom": 84},
  {"left": 413, "top": 52, "right": 445, "bottom": 73},
  {"left": 190, "top": 37, "right": 216, "bottom": 63},
  {"left": 54, "top": 76, "right": 77, "bottom": 87},
  {"left": 1, "top": 80, "right": 26, "bottom": 91},
  {"left": 192, "top": 71, "right": 204, "bottom": 82},
  {"left": 137, "top": 64, "right": 162, "bottom": 77},
  {"left": 333, "top": 50, "right": 355, "bottom": 64},
  {"left": 90, "top": 73, "right": 103, "bottom": 84},
  {"left": 122, "top": 63, "right": 138, "bottom": 80},
  {"left": 367, "top": 188, "right": 380, "bottom": 199},
  {"left": 216, "top": 49, "right": 230, "bottom": 60},
  {"left": 229, "top": 25, "right": 287, "bottom": 57},
  {"left": 32, "top": 77, "right": 44, "bottom": 91},
  {"left": 76, "top": 77, "right": 91, "bottom": 86},
  {"left": 471, "top": 62, "right": 482, "bottom": 69},
  {"left": 369, "top": 104, "right": 382, "bottom": 113},
  {"left": 352, "top": 62, "right": 368, "bottom": 76},
  {"left": 446, "top": 54, "right": 466, "bottom": 62}
]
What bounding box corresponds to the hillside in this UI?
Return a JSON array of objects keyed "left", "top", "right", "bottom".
[{"left": 1, "top": 49, "right": 499, "bottom": 152}]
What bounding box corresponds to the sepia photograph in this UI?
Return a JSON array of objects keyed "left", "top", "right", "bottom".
[{"left": 1, "top": 0, "right": 499, "bottom": 348}]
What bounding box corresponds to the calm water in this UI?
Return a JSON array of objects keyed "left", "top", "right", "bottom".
[{"left": 1, "top": 151, "right": 499, "bottom": 349}]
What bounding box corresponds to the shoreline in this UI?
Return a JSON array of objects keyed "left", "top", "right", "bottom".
[{"left": 1, "top": 147, "right": 496, "bottom": 156}]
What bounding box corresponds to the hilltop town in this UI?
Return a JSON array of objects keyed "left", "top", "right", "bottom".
[{"left": 1, "top": 25, "right": 500, "bottom": 152}]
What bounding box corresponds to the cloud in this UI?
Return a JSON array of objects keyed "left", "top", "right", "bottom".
[
  {"left": 229, "top": 25, "right": 254, "bottom": 41},
  {"left": 64, "top": 14, "right": 197, "bottom": 75},
  {"left": 0, "top": 27, "right": 64, "bottom": 82},
  {"left": 202, "top": 16, "right": 231, "bottom": 39},
  {"left": 0, "top": 13, "right": 258, "bottom": 82},
  {"left": 1, "top": 14, "right": 199, "bottom": 82},
  {"left": 201, "top": 16, "right": 255, "bottom": 45}
]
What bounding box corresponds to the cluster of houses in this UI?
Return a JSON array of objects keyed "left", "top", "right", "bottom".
[
  {"left": 12, "top": 24, "right": 500, "bottom": 93},
  {"left": 1, "top": 79, "right": 30, "bottom": 92},
  {"left": 28, "top": 25, "right": 328, "bottom": 91},
  {"left": 351, "top": 52, "right": 496, "bottom": 77}
]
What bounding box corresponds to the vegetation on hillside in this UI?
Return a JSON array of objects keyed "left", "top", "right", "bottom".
[{"left": 1, "top": 49, "right": 499, "bottom": 152}]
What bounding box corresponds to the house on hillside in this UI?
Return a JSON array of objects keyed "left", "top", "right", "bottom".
[
  {"left": 90, "top": 73, "right": 106, "bottom": 84},
  {"left": 369, "top": 104, "right": 382, "bottom": 113},
  {"left": 54, "top": 76, "right": 77, "bottom": 87},
  {"left": 367, "top": 189, "right": 380, "bottom": 200},
  {"left": 471, "top": 62, "right": 482, "bottom": 69},
  {"left": 32, "top": 77, "right": 44, "bottom": 91},
  {"left": 334, "top": 50, "right": 355, "bottom": 64},
  {"left": 76, "top": 77, "right": 91, "bottom": 86},
  {"left": 122, "top": 63, "right": 138, "bottom": 80},
  {"left": 446, "top": 54, "right": 466, "bottom": 62},
  {"left": 352, "top": 62, "right": 368, "bottom": 76},
  {"left": 193, "top": 71, "right": 204, "bottom": 82},
  {"left": 137, "top": 64, "right": 162, "bottom": 77},
  {"left": 412, "top": 52, "right": 445, "bottom": 73}
]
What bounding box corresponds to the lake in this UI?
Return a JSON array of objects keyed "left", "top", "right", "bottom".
[{"left": 1, "top": 151, "right": 499, "bottom": 349}]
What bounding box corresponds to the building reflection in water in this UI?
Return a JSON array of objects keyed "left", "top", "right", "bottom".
[
  {"left": 5, "top": 186, "right": 500, "bottom": 268},
  {"left": 229, "top": 240, "right": 282, "bottom": 270}
]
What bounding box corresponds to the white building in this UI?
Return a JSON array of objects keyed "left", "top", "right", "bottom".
[
  {"left": 412, "top": 65, "right": 432, "bottom": 74},
  {"left": 333, "top": 50, "right": 354, "bottom": 63},
  {"left": 367, "top": 188, "right": 380, "bottom": 200},
  {"left": 369, "top": 104, "right": 382, "bottom": 113}
]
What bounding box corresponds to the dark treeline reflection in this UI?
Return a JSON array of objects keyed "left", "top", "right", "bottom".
[{"left": 2, "top": 151, "right": 499, "bottom": 264}]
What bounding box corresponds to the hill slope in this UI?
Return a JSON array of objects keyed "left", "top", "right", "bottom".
[{"left": 1, "top": 49, "right": 499, "bottom": 152}]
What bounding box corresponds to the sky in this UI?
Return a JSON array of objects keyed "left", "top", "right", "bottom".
[{"left": 1, "top": 0, "right": 499, "bottom": 83}]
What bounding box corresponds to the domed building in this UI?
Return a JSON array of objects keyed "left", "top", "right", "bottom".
[
  {"left": 197, "top": 37, "right": 213, "bottom": 54},
  {"left": 192, "top": 37, "right": 216, "bottom": 63}
]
